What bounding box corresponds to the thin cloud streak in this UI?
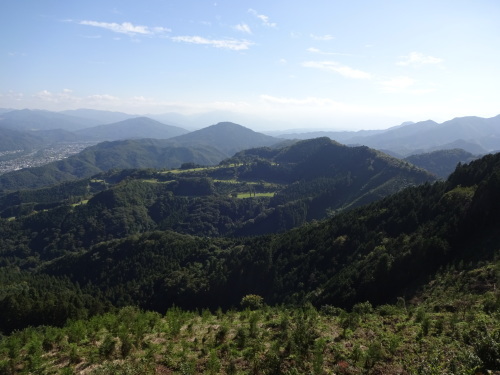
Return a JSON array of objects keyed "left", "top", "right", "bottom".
[
  {"left": 307, "top": 47, "right": 354, "bottom": 57},
  {"left": 310, "top": 34, "right": 334, "bottom": 41},
  {"left": 234, "top": 23, "right": 252, "bottom": 34},
  {"left": 380, "top": 76, "right": 436, "bottom": 94},
  {"left": 397, "top": 52, "right": 443, "bottom": 66},
  {"left": 260, "top": 94, "right": 344, "bottom": 107},
  {"left": 79, "top": 20, "right": 171, "bottom": 36},
  {"left": 171, "top": 35, "right": 253, "bottom": 50},
  {"left": 302, "top": 61, "right": 371, "bottom": 79},
  {"left": 248, "top": 9, "right": 277, "bottom": 28}
]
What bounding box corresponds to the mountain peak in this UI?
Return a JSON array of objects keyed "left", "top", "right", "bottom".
[
  {"left": 207, "top": 122, "right": 254, "bottom": 131},
  {"left": 170, "top": 122, "right": 281, "bottom": 156}
]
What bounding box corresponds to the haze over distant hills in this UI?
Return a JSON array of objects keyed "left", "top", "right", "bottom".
[
  {"left": 2, "top": 108, "right": 499, "bottom": 155},
  {"left": 60, "top": 108, "right": 138, "bottom": 125},
  {"left": 1, "top": 108, "right": 499, "bottom": 184},
  {"left": 0, "top": 109, "right": 98, "bottom": 131},
  {"left": 280, "top": 115, "right": 500, "bottom": 156},
  {"left": 76, "top": 117, "right": 189, "bottom": 141},
  {"left": 0, "top": 109, "right": 190, "bottom": 152}
]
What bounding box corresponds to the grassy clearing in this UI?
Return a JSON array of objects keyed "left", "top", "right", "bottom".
[
  {"left": 166, "top": 167, "right": 208, "bottom": 174},
  {"left": 236, "top": 192, "right": 275, "bottom": 198},
  {"left": 71, "top": 199, "right": 89, "bottom": 207},
  {"left": 161, "top": 163, "right": 242, "bottom": 175},
  {"left": 213, "top": 179, "right": 239, "bottom": 184}
]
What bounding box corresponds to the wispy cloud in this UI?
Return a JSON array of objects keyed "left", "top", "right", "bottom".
[
  {"left": 248, "top": 9, "right": 277, "bottom": 28},
  {"left": 86, "top": 94, "right": 120, "bottom": 102},
  {"left": 171, "top": 36, "right": 253, "bottom": 51},
  {"left": 260, "top": 95, "right": 343, "bottom": 107},
  {"left": 397, "top": 52, "right": 443, "bottom": 66},
  {"left": 302, "top": 60, "right": 371, "bottom": 79},
  {"left": 1, "top": 90, "right": 24, "bottom": 101},
  {"left": 380, "top": 76, "right": 415, "bottom": 93},
  {"left": 33, "top": 89, "right": 82, "bottom": 103},
  {"left": 7, "top": 51, "right": 27, "bottom": 57},
  {"left": 307, "top": 47, "right": 354, "bottom": 57},
  {"left": 234, "top": 23, "right": 252, "bottom": 34},
  {"left": 310, "top": 34, "right": 334, "bottom": 41},
  {"left": 380, "top": 76, "right": 435, "bottom": 94},
  {"left": 79, "top": 20, "right": 170, "bottom": 36}
]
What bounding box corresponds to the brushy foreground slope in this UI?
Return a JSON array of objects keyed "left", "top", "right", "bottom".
[{"left": 0, "top": 260, "right": 499, "bottom": 374}]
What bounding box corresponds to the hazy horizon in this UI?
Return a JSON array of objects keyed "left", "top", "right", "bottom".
[{"left": 2, "top": 1, "right": 499, "bottom": 131}]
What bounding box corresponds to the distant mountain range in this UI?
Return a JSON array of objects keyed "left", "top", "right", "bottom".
[
  {"left": 280, "top": 115, "right": 500, "bottom": 156},
  {"left": 0, "top": 109, "right": 99, "bottom": 131},
  {"left": 75, "top": 117, "right": 188, "bottom": 141},
  {"left": 0, "top": 109, "right": 190, "bottom": 152},
  {"left": 2, "top": 108, "right": 499, "bottom": 156},
  {"left": 60, "top": 108, "right": 138, "bottom": 124},
  {"left": 1, "top": 108, "right": 499, "bottom": 185}
]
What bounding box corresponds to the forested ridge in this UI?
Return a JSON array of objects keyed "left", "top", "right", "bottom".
[
  {"left": 35, "top": 153, "right": 500, "bottom": 312},
  {"left": 0, "top": 143, "right": 499, "bottom": 374},
  {"left": 0, "top": 139, "right": 434, "bottom": 265}
]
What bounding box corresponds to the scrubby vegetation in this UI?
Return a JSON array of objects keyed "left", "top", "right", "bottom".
[{"left": 1, "top": 265, "right": 499, "bottom": 374}]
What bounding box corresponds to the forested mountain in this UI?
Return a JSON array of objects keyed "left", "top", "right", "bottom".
[
  {"left": 0, "top": 138, "right": 434, "bottom": 240},
  {"left": 75, "top": 117, "right": 188, "bottom": 141},
  {"left": 169, "top": 122, "right": 282, "bottom": 156},
  {"left": 43, "top": 153, "right": 500, "bottom": 309},
  {"left": 0, "top": 148, "right": 498, "bottom": 330},
  {"left": 277, "top": 128, "right": 386, "bottom": 143},
  {"left": 0, "top": 128, "right": 46, "bottom": 151},
  {"left": 404, "top": 148, "right": 478, "bottom": 178}
]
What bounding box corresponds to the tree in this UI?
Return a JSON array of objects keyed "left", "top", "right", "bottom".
[{"left": 240, "top": 294, "right": 264, "bottom": 310}]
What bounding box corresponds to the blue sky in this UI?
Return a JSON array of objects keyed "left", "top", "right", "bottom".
[{"left": 1, "top": 0, "right": 500, "bottom": 130}]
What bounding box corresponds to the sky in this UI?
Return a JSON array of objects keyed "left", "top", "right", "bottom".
[{"left": 1, "top": 0, "right": 500, "bottom": 131}]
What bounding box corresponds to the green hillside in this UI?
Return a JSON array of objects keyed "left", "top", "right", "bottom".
[
  {"left": 0, "top": 138, "right": 435, "bottom": 248},
  {"left": 0, "top": 128, "right": 46, "bottom": 152},
  {"left": 169, "top": 122, "right": 282, "bottom": 156},
  {"left": 404, "top": 148, "right": 478, "bottom": 178},
  {"left": 34, "top": 153, "right": 499, "bottom": 313},
  {"left": 0, "top": 152, "right": 499, "bottom": 374}
]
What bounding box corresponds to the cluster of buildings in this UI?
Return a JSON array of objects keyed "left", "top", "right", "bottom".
[{"left": 0, "top": 142, "right": 97, "bottom": 174}]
